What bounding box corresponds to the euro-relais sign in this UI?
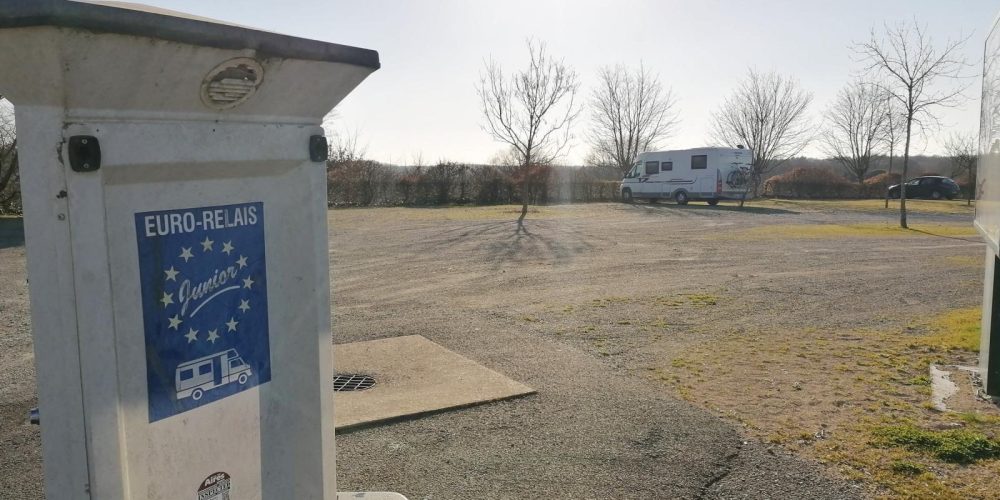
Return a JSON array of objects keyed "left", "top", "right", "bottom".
[{"left": 135, "top": 202, "right": 271, "bottom": 422}]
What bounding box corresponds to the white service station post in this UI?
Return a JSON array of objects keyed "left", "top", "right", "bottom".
[
  {"left": 0, "top": 1, "right": 379, "bottom": 498},
  {"left": 980, "top": 13, "right": 1000, "bottom": 397}
]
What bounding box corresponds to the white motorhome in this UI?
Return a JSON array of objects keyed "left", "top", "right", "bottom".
[
  {"left": 175, "top": 348, "right": 252, "bottom": 401},
  {"left": 620, "top": 147, "right": 752, "bottom": 205}
]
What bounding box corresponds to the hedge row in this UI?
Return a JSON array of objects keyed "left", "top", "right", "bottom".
[
  {"left": 762, "top": 167, "right": 904, "bottom": 199},
  {"left": 326, "top": 161, "right": 623, "bottom": 207}
]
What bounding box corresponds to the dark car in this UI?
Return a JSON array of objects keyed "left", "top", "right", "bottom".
[{"left": 887, "top": 176, "right": 961, "bottom": 200}]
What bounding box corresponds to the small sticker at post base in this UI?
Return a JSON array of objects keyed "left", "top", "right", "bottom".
[{"left": 197, "top": 471, "right": 232, "bottom": 500}]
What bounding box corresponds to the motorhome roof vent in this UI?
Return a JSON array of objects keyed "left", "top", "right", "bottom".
[
  {"left": 736, "top": 144, "right": 744, "bottom": 149},
  {"left": 200, "top": 58, "right": 264, "bottom": 110}
]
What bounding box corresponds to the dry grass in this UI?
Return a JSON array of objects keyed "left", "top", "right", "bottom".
[
  {"left": 649, "top": 306, "right": 1000, "bottom": 498},
  {"left": 913, "top": 307, "right": 982, "bottom": 353},
  {"left": 755, "top": 198, "right": 976, "bottom": 215},
  {"left": 733, "top": 222, "right": 977, "bottom": 240},
  {"left": 945, "top": 255, "right": 983, "bottom": 268}
]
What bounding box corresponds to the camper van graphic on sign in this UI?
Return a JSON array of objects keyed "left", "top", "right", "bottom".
[{"left": 135, "top": 202, "right": 271, "bottom": 422}]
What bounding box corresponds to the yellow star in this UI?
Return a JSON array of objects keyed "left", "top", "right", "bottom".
[
  {"left": 164, "top": 266, "right": 179, "bottom": 282},
  {"left": 242, "top": 276, "right": 254, "bottom": 290},
  {"left": 200, "top": 236, "right": 214, "bottom": 252},
  {"left": 226, "top": 317, "right": 238, "bottom": 332},
  {"left": 167, "top": 314, "right": 182, "bottom": 330},
  {"left": 160, "top": 291, "right": 174, "bottom": 308},
  {"left": 221, "top": 241, "right": 235, "bottom": 255},
  {"left": 179, "top": 247, "right": 193, "bottom": 262}
]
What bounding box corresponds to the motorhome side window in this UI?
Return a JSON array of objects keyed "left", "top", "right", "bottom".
[
  {"left": 628, "top": 164, "right": 641, "bottom": 178},
  {"left": 645, "top": 161, "right": 659, "bottom": 175},
  {"left": 662, "top": 161, "right": 673, "bottom": 171},
  {"left": 691, "top": 155, "right": 707, "bottom": 170}
]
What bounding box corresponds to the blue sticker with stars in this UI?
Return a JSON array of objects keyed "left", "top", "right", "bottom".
[{"left": 135, "top": 202, "right": 271, "bottom": 422}]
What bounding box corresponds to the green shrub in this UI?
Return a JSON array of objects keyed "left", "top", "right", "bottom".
[
  {"left": 889, "top": 460, "right": 925, "bottom": 475},
  {"left": 872, "top": 424, "right": 1000, "bottom": 464}
]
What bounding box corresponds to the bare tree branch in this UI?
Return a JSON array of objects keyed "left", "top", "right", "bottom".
[
  {"left": 709, "top": 68, "right": 813, "bottom": 199},
  {"left": 823, "top": 80, "right": 888, "bottom": 188},
  {"left": 944, "top": 132, "right": 977, "bottom": 205},
  {"left": 854, "top": 19, "right": 971, "bottom": 227},
  {"left": 476, "top": 39, "right": 580, "bottom": 226},
  {"left": 587, "top": 63, "right": 679, "bottom": 175},
  {"left": 0, "top": 102, "right": 19, "bottom": 214}
]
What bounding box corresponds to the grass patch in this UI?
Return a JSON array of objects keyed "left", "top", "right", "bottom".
[
  {"left": 682, "top": 294, "right": 718, "bottom": 306},
  {"left": 958, "top": 412, "right": 1000, "bottom": 425},
  {"left": 872, "top": 424, "right": 1000, "bottom": 464},
  {"left": 647, "top": 319, "right": 1000, "bottom": 497},
  {"left": 889, "top": 460, "right": 926, "bottom": 476},
  {"left": 756, "top": 198, "right": 975, "bottom": 215},
  {"left": 945, "top": 255, "right": 983, "bottom": 267},
  {"left": 734, "top": 222, "right": 976, "bottom": 240},
  {"left": 914, "top": 307, "right": 981, "bottom": 352}
]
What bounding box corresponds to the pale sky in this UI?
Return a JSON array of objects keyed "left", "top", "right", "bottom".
[{"left": 144, "top": 1, "right": 997, "bottom": 165}]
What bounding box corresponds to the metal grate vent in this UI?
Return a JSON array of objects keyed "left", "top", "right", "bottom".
[
  {"left": 200, "top": 58, "right": 263, "bottom": 110},
  {"left": 334, "top": 374, "right": 376, "bottom": 392}
]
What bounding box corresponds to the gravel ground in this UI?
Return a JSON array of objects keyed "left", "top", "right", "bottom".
[{"left": 0, "top": 202, "right": 983, "bottom": 499}]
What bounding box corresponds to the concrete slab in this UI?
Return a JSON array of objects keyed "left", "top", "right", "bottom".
[
  {"left": 930, "top": 364, "right": 959, "bottom": 411},
  {"left": 334, "top": 335, "right": 535, "bottom": 430},
  {"left": 337, "top": 492, "right": 407, "bottom": 500},
  {"left": 930, "top": 364, "right": 986, "bottom": 412}
]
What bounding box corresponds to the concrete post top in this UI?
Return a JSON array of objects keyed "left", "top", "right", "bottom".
[
  {"left": 0, "top": 0, "right": 379, "bottom": 69},
  {"left": 0, "top": 0, "right": 379, "bottom": 121}
]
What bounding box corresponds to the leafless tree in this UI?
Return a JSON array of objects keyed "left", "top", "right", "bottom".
[
  {"left": 710, "top": 69, "right": 813, "bottom": 204},
  {"left": 477, "top": 40, "right": 579, "bottom": 227},
  {"left": 588, "top": 64, "right": 679, "bottom": 175},
  {"left": 325, "top": 129, "right": 396, "bottom": 206},
  {"left": 880, "top": 93, "right": 906, "bottom": 207},
  {"left": 823, "top": 81, "right": 887, "bottom": 191},
  {"left": 327, "top": 127, "right": 366, "bottom": 163},
  {"left": 855, "top": 20, "right": 970, "bottom": 227},
  {"left": 945, "top": 132, "right": 977, "bottom": 206},
  {"left": 0, "top": 98, "right": 18, "bottom": 214}
]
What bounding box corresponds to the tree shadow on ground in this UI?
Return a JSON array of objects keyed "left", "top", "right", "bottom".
[
  {"left": 481, "top": 221, "right": 597, "bottom": 266},
  {"left": 906, "top": 227, "right": 982, "bottom": 243},
  {"left": 423, "top": 219, "right": 599, "bottom": 268},
  {"left": 617, "top": 202, "right": 799, "bottom": 217},
  {"left": 0, "top": 217, "right": 24, "bottom": 249}
]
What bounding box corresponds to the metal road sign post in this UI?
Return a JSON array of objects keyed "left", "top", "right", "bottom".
[{"left": 0, "top": 2, "right": 397, "bottom": 498}]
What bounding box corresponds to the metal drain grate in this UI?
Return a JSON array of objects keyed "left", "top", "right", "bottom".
[{"left": 334, "top": 374, "right": 376, "bottom": 392}]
